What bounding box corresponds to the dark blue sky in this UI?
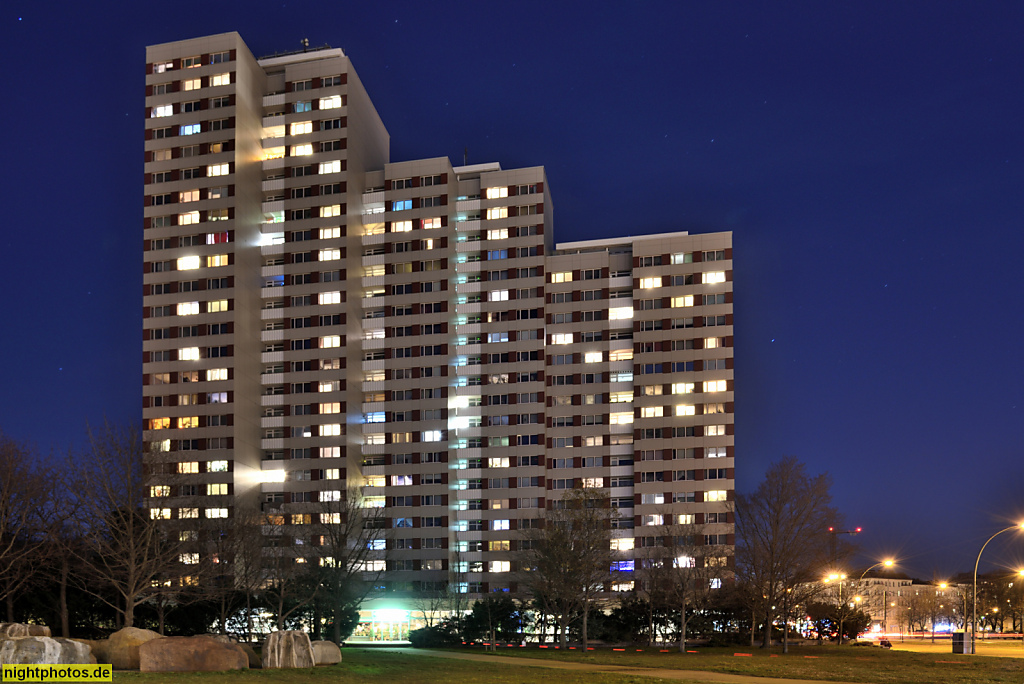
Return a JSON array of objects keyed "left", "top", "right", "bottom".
[{"left": 3, "top": 1, "right": 1023, "bottom": 578}]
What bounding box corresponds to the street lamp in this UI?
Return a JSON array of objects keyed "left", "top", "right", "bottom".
[
  {"left": 972, "top": 523, "right": 1024, "bottom": 653},
  {"left": 856, "top": 559, "right": 894, "bottom": 635},
  {"left": 824, "top": 573, "right": 848, "bottom": 644}
]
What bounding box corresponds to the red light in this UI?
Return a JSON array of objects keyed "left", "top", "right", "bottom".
[
  {"left": 855, "top": 527, "right": 862, "bottom": 533},
  {"left": 828, "top": 527, "right": 834, "bottom": 532}
]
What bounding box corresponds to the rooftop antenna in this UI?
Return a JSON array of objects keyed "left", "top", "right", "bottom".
[
  {"left": 463, "top": 147, "right": 468, "bottom": 166},
  {"left": 301, "top": 38, "right": 309, "bottom": 52}
]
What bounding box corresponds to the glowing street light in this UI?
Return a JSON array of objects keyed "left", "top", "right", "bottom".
[{"left": 972, "top": 523, "right": 1024, "bottom": 653}]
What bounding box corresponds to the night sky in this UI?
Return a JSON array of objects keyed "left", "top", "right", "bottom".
[{"left": 3, "top": 1, "right": 1023, "bottom": 580}]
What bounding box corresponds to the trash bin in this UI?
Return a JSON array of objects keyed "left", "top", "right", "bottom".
[{"left": 951, "top": 631, "right": 973, "bottom": 654}]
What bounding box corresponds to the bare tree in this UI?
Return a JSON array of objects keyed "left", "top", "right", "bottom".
[
  {"left": 0, "top": 434, "right": 48, "bottom": 621},
  {"left": 735, "top": 457, "right": 840, "bottom": 650},
  {"left": 71, "top": 424, "right": 183, "bottom": 628},
  {"left": 519, "top": 487, "right": 613, "bottom": 650},
  {"left": 307, "top": 488, "right": 386, "bottom": 642}
]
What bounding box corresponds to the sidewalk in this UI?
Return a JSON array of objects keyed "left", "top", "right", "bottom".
[{"left": 374, "top": 647, "right": 868, "bottom": 684}]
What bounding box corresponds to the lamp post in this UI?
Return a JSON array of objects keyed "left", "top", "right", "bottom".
[
  {"left": 824, "top": 573, "right": 847, "bottom": 644},
  {"left": 972, "top": 523, "right": 1024, "bottom": 653},
  {"left": 857, "top": 559, "right": 894, "bottom": 635}
]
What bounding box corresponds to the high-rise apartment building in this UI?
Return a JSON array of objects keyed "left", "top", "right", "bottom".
[{"left": 142, "top": 32, "right": 733, "bottom": 635}]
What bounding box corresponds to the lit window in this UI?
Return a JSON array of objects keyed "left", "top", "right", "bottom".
[
  {"left": 320, "top": 227, "right": 341, "bottom": 239},
  {"left": 392, "top": 220, "right": 412, "bottom": 232},
  {"left": 485, "top": 187, "right": 508, "bottom": 199},
  {"left": 323, "top": 469, "right": 340, "bottom": 480},
  {"left": 180, "top": 553, "right": 200, "bottom": 565},
  {"left": 210, "top": 73, "right": 230, "bottom": 86},
  {"left": 551, "top": 271, "right": 572, "bottom": 283},
  {"left": 176, "top": 302, "right": 199, "bottom": 316},
  {"left": 490, "top": 561, "right": 510, "bottom": 573},
  {"left": 676, "top": 404, "right": 695, "bottom": 416},
  {"left": 486, "top": 207, "right": 508, "bottom": 220},
  {"left": 705, "top": 425, "right": 727, "bottom": 436},
  {"left": 319, "top": 424, "right": 341, "bottom": 437},
  {"left": 319, "top": 292, "right": 341, "bottom": 305},
  {"left": 705, "top": 337, "right": 722, "bottom": 349},
  {"left": 672, "top": 295, "right": 694, "bottom": 308},
  {"left": 289, "top": 121, "right": 312, "bottom": 135},
  {"left": 583, "top": 477, "right": 604, "bottom": 488},
  {"left": 205, "top": 508, "right": 228, "bottom": 519},
  {"left": 608, "top": 307, "right": 633, "bottom": 320},
  {"left": 422, "top": 430, "right": 442, "bottom": 442},
  {"left": 209, "top": 460, "right": 229, "bottom": 472},
  {"left": 422, "top": 217, "right": 441, "bottom": 230},
  {"left": 150, "top": 508, "right": 171, "bottom": 520},
  {"left": 319, "top": 95, "right": 342, "bottom": 109},
  {"left": 584, "top": 352, "right": 602, "bottom": 363},
  {"left": 640, "top": 277, "right": 662, "bottom": 289},
  {"left": 487, "top": 228, "right": 508, "bottom": 240},
  {"left": 206, "top": 368, "right": 228, "bottom": 381},
  {"left": 319, "top": 402, "right": 340, "bottom": 414},
  {"left": 489, "top": 290, "right": 509, "bottom": 302},
  {"left": 365, "top": 412, "right": 385, "bottom": 424},
  {"left": 177, "top": 415, "right": 199, "bottom": 428},
  {"left": 207, "top": 163, "right": 229, "bottom": 177},
  {"left": 154, "top": 62, "right": 173, "bottom": 73},
  {"left": 208, "top": 299, "right": 228, "bottom": 313},
  {"left": 671, "top": 252, "right": 693, "bottom": 265},
  {"left": 702, "top": 271, "right": 726, "bottom": 284},
  {"left": 208, "top": 254, "right": 228, "bottom": 267},
  {"left": 149, "top": 485, "right": 170, "bottom": 497},
  {"left": 319, "top": 249, "right": 340, "bottom": 261},
  {"left": 609, "top": 412, "right": 634, "bottom": 425},
  {"left": 672, "top": 383, "right": 695, "bottom": 394},
  {"left": 176, "top": 256, "right": 200, "bottom": 271},
  {"left": 291, "top": 144, "right": 313, "bottom": 156},
  {"left": 705, "top": 490, "right": 728, "bottom": 502},
  {"left": 320, "top": 335, "right": 341, "bottom": 349},
  {"left": 149, "top": 417, "right": 170, "bottom": 430},
  {"left": 207, "top": 483, "right": 228, "bottom": 496},
  {"left": 151, "top": 104, "right": 172, "bottom": 118},
  {"left": 641, "top": 406, "right": 663, "bottom": 418},
  {"left": 178, "top": 211, "right": 200, "bottom": 225},
  {"left": 703, "top": 380, "right": 727, "bottom": 393},
  {"left": 610, "top": 538, "right": 634, "bottom": 551},
  {"left": 320, "top": 490, "right": 342, "bottom": 502},
  {"left": 551, "top": 333, "right": 572, "bottom": 345},
  {"left": 320, "top": 205, "right": 341, "bottom": 218},
  {"left": 179, "top": 123, "right": 200, "bottom": 136},
  {"left": 493, "top": 520, "right": 510, "bottom": 531},
  {"left": 319, "top": 160, "right": 341, "bottom": 174},
  {"left": 610, "top": 391, "right": 632, "bottom": 403},
  {"left": 178, "top": 462, "right": 199, "bottom": 474},
  {"left": 609, "top": 349, "right": 633, "bottom": 361},
  {"left": 179, "top": 189, "right": 199, "bottom": 203}
]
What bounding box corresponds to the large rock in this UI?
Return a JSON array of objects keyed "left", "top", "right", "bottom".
[
  {"left": 71, "top": 639, "right": 103, "bottom": 664},
  {"left": 52, "top": 638, "right": 94, "bottom": 664},
  {"left": 262, "top": 631, "right": 315, "bottom": 669},
  {"left": 140, "top": 636, "right": 248, "bottom": 672},
  {"left": 0, "top": 623, "right": 51, "bottom": 638},
  {"left": 202, "top": 634, "right": 261, "bottom": 668},
  {"left": 103, "top": 627, "right": 163, "bottom": 670},
  {"left": 0, "top": 637, "right": 61, "bottom": 664},
  {"left": 311, "top": 640, "right": 342, "bottom": 665}
]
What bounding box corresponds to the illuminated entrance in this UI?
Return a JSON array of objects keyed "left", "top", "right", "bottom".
[{"left": 350, "top": 609, "right": 414, "bottom": 642}]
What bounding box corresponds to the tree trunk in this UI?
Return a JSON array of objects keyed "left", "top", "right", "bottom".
[
  {"left": 762, "top": 610, "right": 771, "bottom": 649},
  {"left": 59, "top": 561, "right": 69, "bottom": 638},
  {"left": 559, "top": 615, "right": 568, "bottom": 649},
  {"left": 678, "top": 596, "right": 687, "bottom": 653},
  {"left": 332, "top": 600, "right": 342, "bottom": 643},
  {"left": 313, "top": 604, "right": 322, "bottom": 641},
  {"left": 582, "top": 603, "right": 589, "bottom": 652},
  {"left": 750, "top": 607, "right": 756, "bottom": 646},
  {"left": 124, "top": 598, "right": 134, "bottom": 629},
  {"left": 157, "top": 602, "right": 166, "bottom": 635},
  {"left": 782, "top": 606, "right": 789, "bottom": 654}
]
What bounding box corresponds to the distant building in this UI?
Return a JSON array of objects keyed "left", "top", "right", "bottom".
[{"left": 141, "top": 32, "right": 735, "bottom": 636}]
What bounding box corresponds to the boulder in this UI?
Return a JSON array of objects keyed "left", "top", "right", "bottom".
[
  {"left": 262, "top": 630, "right": 315, "bottom": 669},
  {"left": 0, "top": 637, "right": 61, "bottom": 664},
  {"left": 311, "top": 640, "right": 342, "bottom": 665},
  {"left": 201, "top": 634, "right": 261, "bottom": 668},
  {"left": 52, "top": 638, "right": 94, "bottom": 665},
  {"left": 0, "top": 623, "right": 51, "bottom": 638},
  {"left": 103, "top": 626, "right": 163, "bottom": 670},
  {"left": 71, "top": 639, "right": 103, "bottom": 664},
  {"left": 140, "top": 636, "right": 248, "bottom": 672}
]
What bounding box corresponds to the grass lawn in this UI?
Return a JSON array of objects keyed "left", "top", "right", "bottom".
[
  {"left": 112, "top": 648, "right": 669, "bottom": 684},
  {"left": 453, "top": 643, "right": 1024, "bottom": 684}
]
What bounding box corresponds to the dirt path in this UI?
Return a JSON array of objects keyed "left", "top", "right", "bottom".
[{"left": 373, "top": 647, "right": 868, "bottom": 684}]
